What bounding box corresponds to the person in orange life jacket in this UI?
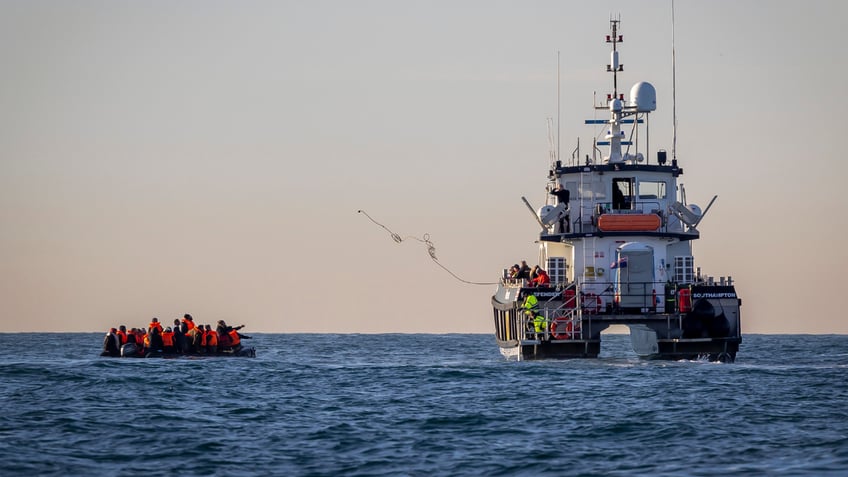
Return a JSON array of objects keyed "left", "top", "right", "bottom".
[
  {"left": 172, "top": 318, "right": 185, "bottom": 353},
  {"left": 182, "top": 314, "right": 196, "bottom": 332},
  {"left": 185, "top": 324, "right": 204, "bottom": 354},
  {"left": 196, "top": 325, "right": 208, "bottom": 354},
  {"left": 531, "top": 267, "right": 551, "bottom": 287},
  {"left": 216, "top": 320, "right": 230, "bottom": 350},
  {"left": 131, "top": 328, "right": 143, "bottom": 355},
  {"left": 101, "top": 328, "right": 120, "bottom": 357},
  {"left": 231, "top": 328, "right": 252, "bottom": 349},
  {"left": 121, "top": 328, "right": 138, "bottom": 355},
  {"left": 148, "top": 317, "right": 163, "bottom": 334},
  {"left": 216, "top": 319, "right": 244, "bottom": 335},
  {"left": 227, "top": 328, "right": 244, "bottom": 352},
  {"left": 216, "top": 320, "right": 239, "bottom": 338},
  {"left": 146, "top": 327, "right": 164, "bottom": 355},
  {"left": 135, "top": 328, "right": 146, "bottom": 351},
  {"left": 205, "top": 324, "right": 218, "bottom": 354},
  {"left": 116, "top": 325, "right": 128, "bottom": 345},
  {"left": 216, "top": 320, "right": 248, "bottom": 351},
  {"left": 161, "top": 327, "right": 176, "bottom": 353}
]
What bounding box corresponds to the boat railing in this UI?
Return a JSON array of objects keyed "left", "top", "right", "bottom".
[
  {"left": 593, "top": 200, "right": 663, "bottom": 215},
  {"left": 568, "top": 199, "right": 705, "bottom": 236},
  {"left": 518, "top": 282, "right": 584, "bottom": 342},
  {"left": 526, "top": 279, "right": 680, "bottom": 314},
  {"left": 513, "top": 280, "right": 698, "bottom": 343},
  {"left": 518, "top": 307, "right": 583, "bottom": 342},
  {"left": 500, "top": 277, "right": 527, "bottom": 287}
]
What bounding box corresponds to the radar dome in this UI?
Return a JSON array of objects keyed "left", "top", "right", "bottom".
[
  {"left": 630, "top": 82, "right": 656, "bottom": 112},
  {"left": 610, "top": 98, "right": 623, "bottom": 112},
  {"left": 687, "top": 204, "right": 702, "bottom": 217},
  {"left": 538, "top": 205, "right": 555, "bottom": 218}
]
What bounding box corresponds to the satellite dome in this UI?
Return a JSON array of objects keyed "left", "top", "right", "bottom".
[
  {"left": 538, "top": 205, "right": 554, "bottom": 218},
  {"left": 630, "top": 82, "right": 656, "bottom": 112},
  {"left": 610, "top": 98, "right": 623, "bottom": 112},
  {"left": 687, "top": 204, "right": 703, "bottom": 217}
]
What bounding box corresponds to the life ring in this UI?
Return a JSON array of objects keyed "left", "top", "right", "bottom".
[
  {"left": 582, "top": 293, "right": 602, "bottom": 314},
  {"left": 550, "top": 316, "right": 575, "bottom": 340}
]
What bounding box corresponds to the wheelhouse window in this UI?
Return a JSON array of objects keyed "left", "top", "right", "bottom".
[
  {"left": 638, "top": 180, "right": 667, "bottom": 199},
  {"left": 566, "top": 180, "right": 605, "bottom": 201}
]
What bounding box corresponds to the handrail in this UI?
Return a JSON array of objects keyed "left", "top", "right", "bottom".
[
  {"left": 593, "top": 200, "right": 662, "bottom": 214},
  {"left": 500, "top": 277, "right": 527, "bottom": 287},
  {"left": 517, "top": 300, "right": 584, "bottom": 342}
]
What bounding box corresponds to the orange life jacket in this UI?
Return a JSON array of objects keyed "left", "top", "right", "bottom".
[
  {"left": 228, "top": 330, "right": 240, "bottom": 347},
  {"left": 143, "top": 334, "right": 151, "bottom": 347},
  {"left": 206, "top": 331, "right": 218, "bottom": 347},
  {"left": 116, "top": 330, "right": 127, "bottom": 344},
  {"left": 149, "top": 321, "right": 163, "bottom": 333},
  {"left": 162, "top": 331, "right": 174, "bottom": 347},
  {"left": 183, "top": 319, "right": 196, "bottom": 331},
  {"left": 199, "top": 330, "right": 207, "bottom": 347}
]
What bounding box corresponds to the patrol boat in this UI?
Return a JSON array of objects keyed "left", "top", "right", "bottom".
[{"left": 492, "top": 18, "right": 742, "bottom": 362}]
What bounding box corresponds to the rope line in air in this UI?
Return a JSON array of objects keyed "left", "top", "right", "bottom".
[{"left": 357, "top": 210, "right": 496, "bottom": 286}]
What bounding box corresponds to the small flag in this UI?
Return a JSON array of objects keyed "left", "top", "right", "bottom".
[{"left": 610, "top": 256, "right": 628, "bottom": 269}]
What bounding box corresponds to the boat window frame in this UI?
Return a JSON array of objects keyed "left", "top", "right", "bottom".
[
  {"left": 612, "top": 177, "right": 634, "bottom": 210},
  {"left": 637, "top": 180, "right": 668, "bottom": 200}
]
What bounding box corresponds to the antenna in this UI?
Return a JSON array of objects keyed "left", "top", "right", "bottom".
[
  {"left": 606, "top": 16, "right": 623, "bottom": 97},
  {"left": 671, "top": 0, "right": 678, "bottom": 161},
  {"left": 557, "top": 51, "right": 561, "bottom": 164},
  {"left": 604, "top": 16, "right": 625, "bottom": 163},
  {"left": 547, "top": 118, "right": 557, "bottom": 165}
]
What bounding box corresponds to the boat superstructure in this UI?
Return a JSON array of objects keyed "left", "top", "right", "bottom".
[{"left": 492, "top": 18, "right": 741, "bottom": 362}]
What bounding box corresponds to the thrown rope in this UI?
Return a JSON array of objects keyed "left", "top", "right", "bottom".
[{"left": 358, "top": 209, "right": 497, "bottom": 286}]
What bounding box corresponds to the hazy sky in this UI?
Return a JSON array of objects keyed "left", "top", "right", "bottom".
[{"left": 2, "top": 0, "right": 846, "bottom": 333}]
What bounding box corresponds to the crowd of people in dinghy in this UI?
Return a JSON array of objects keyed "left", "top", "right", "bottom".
[{"left": 101, "top": 314, "right": 251, "bottom": 357}]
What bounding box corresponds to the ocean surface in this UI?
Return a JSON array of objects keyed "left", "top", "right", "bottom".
[{"left": 0, "top": 333, "right": 846, "bottom": 476}]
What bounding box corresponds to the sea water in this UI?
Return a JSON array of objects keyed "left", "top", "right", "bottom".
[{"left": 0, "top": 333, "right": 846, "bottom": 476}]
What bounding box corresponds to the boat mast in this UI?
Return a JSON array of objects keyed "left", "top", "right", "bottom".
[
  {"left": 604, "top": 16, "right": 625, "bottom": 164},
  {"left": 557, "top": 50, "right": 561, "bottom": 166},
  {"left": 609, "top": 18, "right": 620, "bottom": 98},
  {"left": 671, "top": 0, "right": 678, "bottom": 162}
]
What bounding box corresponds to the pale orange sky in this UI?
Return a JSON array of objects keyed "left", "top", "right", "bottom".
[{"left": 1, "top": 0, "right": 846, "bottom": 334}]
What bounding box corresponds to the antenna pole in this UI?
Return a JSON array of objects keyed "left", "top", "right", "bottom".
[
  {"left": 671, "top": 0, "right": 678, "bottom": 161},
  {"left": 557, "top": 51, "right": 561, "bottom": 164},
  {"left": 605, "top": 16, "right": 624, "bottom": 163},
  {"left": 608, "top": 17, "right": 621, "bottom": 98}
]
